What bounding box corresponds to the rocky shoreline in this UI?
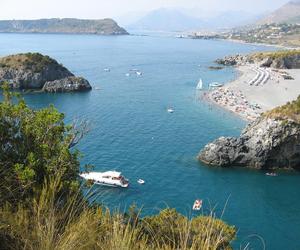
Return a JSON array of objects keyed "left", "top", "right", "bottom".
[
  {"left": 0, "top": 53, "right": 92, "bottom": 92},
  {"left": 216, "top": 51, "right": 300, "bottom": 69},
  {"left": 198, "top": 116, "right": 300, "bottom": 170},
  {"left": 199, "top": 50, "right": 300, "bottom": 169}
]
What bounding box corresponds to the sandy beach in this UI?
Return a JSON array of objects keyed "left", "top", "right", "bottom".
[{"left": 208, "top": 64, "right": 300, "bottom": 121}]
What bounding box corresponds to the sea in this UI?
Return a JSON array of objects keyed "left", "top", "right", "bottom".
[{"left": 0, "top": 33, "right": 299, "bottom": 249}]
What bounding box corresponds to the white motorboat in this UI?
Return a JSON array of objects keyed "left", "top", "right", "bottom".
[
  {"left": 167, "top": 108, "right": 174, "bottom": 113},
  {"left": 137, "top": 179, "right": 145, "bottom": 184},
  {"left": 104, "top": 68, "right": 110, "bottom": 72},
  {"left": 80, "top": 171, "right": 129, "bottom": 188},
  {"left": 266, "top": 172, "right": 277, "bottom": 177},
  {"left": 196, "top": 78, "right": 203, "bottom": 90},
  {"left": 136, "top": 71, "right": 142, "bottom": 76},
  {"left": 209, "top": 82, "right": 223, "bottom": 89}
]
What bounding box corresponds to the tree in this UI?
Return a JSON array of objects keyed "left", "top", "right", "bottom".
[{"left": 0, "top": 83, "right": 81, "bottom": 204}]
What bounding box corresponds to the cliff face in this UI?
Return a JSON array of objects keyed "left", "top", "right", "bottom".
[
  {"left": 0, "top": 18, "right": 129, "bottom": 35},
  {"left": 216, "top": 51, "right": 300, "bottom": 69},
  {"left": 0, "top": 53, "right": 92, "bottom": 92},
  {"left": 198, "top": 117, "right": 300, "bottom": 170},
  {"left": 43, "top": 76, "right": 92, "bottom": 93}
]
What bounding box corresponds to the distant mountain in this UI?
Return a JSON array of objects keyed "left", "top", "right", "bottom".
[
  {"left": 208, "top": 11, "right": 262, "bottom": 29},
  {"left": 125, "top": 8, "right": 261, "bottom": 32},
  {"left": 258, "top": 0, "right": 300, "bottom": 25},
  {"left": 0, "top": 18, "right": 128, "bottom": 35},
  {"left": 126, "top": 9, "right": 205, "bottom": 32}
]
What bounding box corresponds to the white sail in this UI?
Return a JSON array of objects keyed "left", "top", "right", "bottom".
[{"left": 196, "top": 78, "right": 203, "bottom": 90}]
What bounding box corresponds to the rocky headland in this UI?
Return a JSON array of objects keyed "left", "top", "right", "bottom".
[
  {"left": 0, "top": 18, "right": 129, "bottom": 35},
  {"left": 216, "top": 50, "right": 300, "bottom": 69},
  {"left": 199, "top": 96, "right": 300, "bottom": 170},
  {"left": 0, "top": 53, "right": 92, "bottom": 92}
]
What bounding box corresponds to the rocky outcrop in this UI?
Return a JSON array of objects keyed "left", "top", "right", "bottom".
[
  {"left": 215, "top": 54, "right": 250, "bottom": 66},
  {"left": 216, "top": 51, "right": 300, "bottom": 69},
  {"left": 259, "top": 54, "right": 300, "bottom": 69},
  {"left": 198, "top": 117, "right": 300, "bottom": 170},
  {"left": 0, "top": 53, "right": 92, "bottom": 92},
  {"left": 43, "top": 76, "right": 92, "bottom": 92},
  {"left": 0, "top": 18, "right": 129, "bottom": 35}
]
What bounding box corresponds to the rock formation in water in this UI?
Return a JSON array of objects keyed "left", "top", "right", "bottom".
[
  {"left": 43, "top": 76, "right": 92, "bottom": 93},
  {"left": 216, "top": 50, "right": 300, "bottom": 69},
  {"left": 0, "top": 18, "right": 129, "bottom": 35},
  {"left": 198, "top": 97, "right": 300, "bottom": 170},
  {"left": 0, "top": 53, "right": 92, "bottom": 92}
]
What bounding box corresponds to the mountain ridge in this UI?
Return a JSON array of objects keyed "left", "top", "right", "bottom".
[
  {"left": 257, "top": 0, "right": 300, "bottom": 25},
  {"left": 0, "top": 18, "right": 129, "bottom": 35}
]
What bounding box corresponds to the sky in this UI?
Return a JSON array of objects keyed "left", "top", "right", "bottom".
[{"left": 0, "top": 0, "right": 290, "bottom": 21}]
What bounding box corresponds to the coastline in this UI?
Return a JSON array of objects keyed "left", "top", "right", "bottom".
[
  {"left": 206, "top": 64, "right": 300, "bottom": 121},
  {"left": 220, "top": 38, "right": 300, "bottom": 50}
]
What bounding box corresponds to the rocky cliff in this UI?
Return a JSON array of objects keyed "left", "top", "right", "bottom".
[
  {"left": 216, "top": 50, "right": 300, "bottom": 69},
  {"left": 0, "top": 53, "right": 92, "bottom": 92},
  {"left": 0, "top": 18, "right": 129, "bottom": 35},
  {"left": 43, "top": 76, "right": 92, "bottom": 93},
  {"left": 198, "top": 97, "right": 300, "bottom": 170}
]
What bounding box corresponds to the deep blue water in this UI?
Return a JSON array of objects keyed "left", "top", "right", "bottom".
[{"left": 0, "top": 33, "right": 299, "bottom": 249}]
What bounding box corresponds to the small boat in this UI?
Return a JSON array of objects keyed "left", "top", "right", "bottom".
[
  {"left": 80, "top": 171, "right": 129, "bottom": 188},
  {"left": 193, "top": 199, "right": 202, "bottom": 211},
  {"left": 167, "top": 108, "right": 174, "bottom": 113},
  {"left": 266, "top": 172, "right": 277, "bottom": 177},
  {"left": 137, "top": 179, "right": 145, "bottom": 185},
  {"left": 95, "top": 87, "right": 101, "bottom": 90},
  {"left": 104, "top": 68, "right": 110, "bottom": 72},
  {"left": 136, "top": 71, "right": 142, "bottom": 76},
  {"left": 125, "top": 73, "right": 130, "bottom": 77},
  {"left": 196, "top": 78, "right": 203, "bottom": 90},
  {"left": 209, "top": 82, "right": 223, "bottom": 89}
]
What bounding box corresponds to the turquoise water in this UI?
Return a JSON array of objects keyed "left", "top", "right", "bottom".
[{"left": 0, "top": 33, "right": 300, "bottom": 249}]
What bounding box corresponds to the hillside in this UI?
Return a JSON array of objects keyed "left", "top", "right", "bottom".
[
  {"left": 258, "top": 0, "right": 300, "bottom": 25},
  {"left": 0, "top": 18, "right": 129, "bottom": 35},
  {"left": 222, "top": 23, "right": 300, "bottom": 47},
  {"left": 0, "top": 53, "right": 92, "bottom": 92}
]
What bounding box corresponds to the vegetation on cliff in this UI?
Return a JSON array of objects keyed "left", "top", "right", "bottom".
[
  {"left": 265, "top": 95, "right": 300, "bottom": 123},
  {"left": 222, "top": 23, "right": 300, "bottom": 47},
  {"left": 0, "top": 53, "right": 92, "bottom": 91},
  {"left": 0, "top": 53, "right": 69, "bottom": 73},
  {"left": 0, "top": 86, "right": 236, "bottom": 250},
  {"left": 251, "top": 50, "right": 300, "bottom": 60}
]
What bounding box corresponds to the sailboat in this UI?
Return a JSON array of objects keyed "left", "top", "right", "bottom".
[{"left": 196, "top": 78, "right": 203, "bottom": 90}]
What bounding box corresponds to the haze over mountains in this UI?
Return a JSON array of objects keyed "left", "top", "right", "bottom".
[
  {"left": 119, "top": 0, "right": 300, "bottom": 32},
  {"left": 124, "top": 8, "right": 261, "bottom": 32}
]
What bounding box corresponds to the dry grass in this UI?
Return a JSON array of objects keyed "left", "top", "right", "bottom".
[
  {"left": 250, "top": 50, "right": 300, "bottom": 60},
  {"left": 0, "top": 174, "right": 236, "bottom": 250},
  {"left": 0, "top": 53, "right": 61, "bottom": 72},
  {"left": 265, "top": 95, "right": 300, "bottom": 122}
]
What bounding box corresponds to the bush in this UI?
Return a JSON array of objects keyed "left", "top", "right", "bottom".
[{"left": 0, "top": 83, "right": 80, "bottom": 204}]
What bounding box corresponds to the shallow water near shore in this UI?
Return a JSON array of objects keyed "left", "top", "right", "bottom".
[{"left": 0, "top": 33, "right": 299, "bottom": 249}]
